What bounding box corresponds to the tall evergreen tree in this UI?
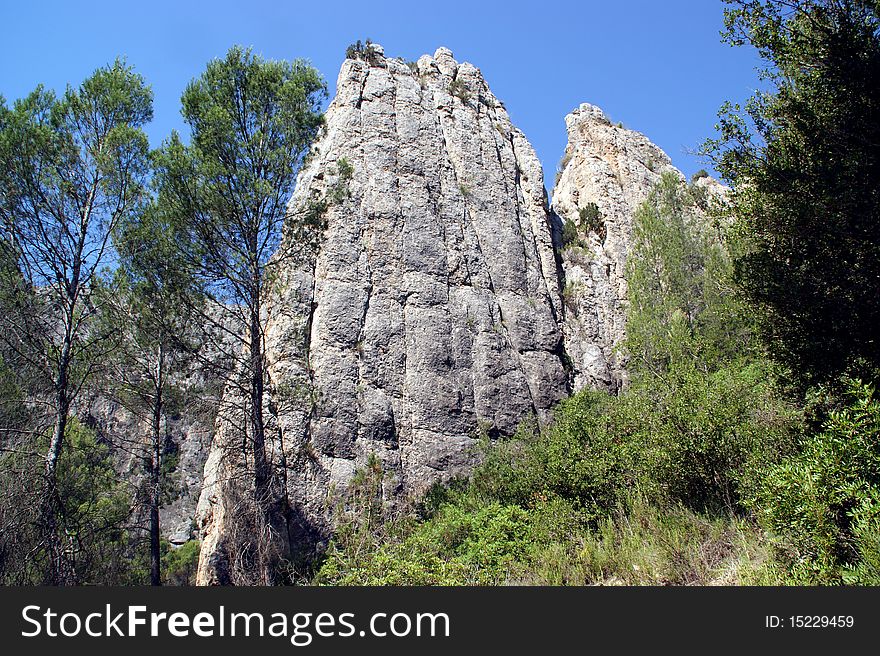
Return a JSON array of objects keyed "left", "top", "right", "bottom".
[
  {"left": 154, "top": 46, "right": 325, "bottom": 583},
  {"left": 105, "top": 198, "right": 201, "bottom": 585},
  {"left": 0, "top": 61, "right": 152, "bottom": 584}
]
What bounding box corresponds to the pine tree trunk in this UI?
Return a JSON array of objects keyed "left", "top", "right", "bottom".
[
  {"left": 250, "top": 298, "right": 278, "bottom": 585},
  {"left": 150, "top": 342, "right": 165, "bottom": 586},
  {"left": 42, "top": 323, "right": 75, "bottom": 585},
  {"left": 250, "top": 304, "right": 268, "bottom": 501}
]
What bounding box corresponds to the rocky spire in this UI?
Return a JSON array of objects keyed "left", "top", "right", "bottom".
[
  {"left": 195, "top": 45, "right": 569, "bottom": 583},
  {"left": 552, "top": 103, "right": 684, "bottom": 392}
]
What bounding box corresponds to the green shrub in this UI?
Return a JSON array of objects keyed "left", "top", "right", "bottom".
[
  {"left": 345, "top": 39, "right": 381, "bottom": 65},
  {"left": 561, "top": 218, "right": 580, "bottom": 248},
  {"left": 577, "top": 202, "right": 603, "bottom": 236},
  {"left": 161, "top": 540, "right": 201, "bottom": 585},
  {"left": 625, "top": 359, "right": 796, "bottom": 512},
  {"left": 844, "top": 491, "right": 880, "bottom": 584},
  {"left": 0, "top": 418, "right": 138, "bottom": 584},
  {"left": 448, "top": 78, "right": 471, "bottom": 103},
  {"left": 317, "top": 486, "right": 591, "bottom": 586},
  {"left": 753, "top": 379, "right": 880, "bottom": 583},
  {"left": 471, "top": 392, "right": 634, "bottom": 517},
  {"left": 316, "top": 496, "right": 531, "bottom": 585}
]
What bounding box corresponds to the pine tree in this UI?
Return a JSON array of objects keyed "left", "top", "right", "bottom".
[
  {"left": 0, "top": 61, "right": 152, "bottom": 584},
  {"left": 154, "top": 46, "right": 325, "bottom": 583},
  {"left": 104, "top": 198, "right": 201, "bottom": 585}
]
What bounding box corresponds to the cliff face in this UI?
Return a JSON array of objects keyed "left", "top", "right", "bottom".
[
  {"left": 87, "top": 397, "right": 209, "bottom": 545},
  {"left": 552, "top": 103, "right": 683, "bottom": 392},
  {"left": 196, "top": 46, "right": 570, "bottom": 583},
  {"left": 193, "top": 47, "right": 721, "bottom": 583}
]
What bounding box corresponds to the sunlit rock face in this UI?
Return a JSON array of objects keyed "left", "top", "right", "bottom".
[
  {"left": 193, "top": 43, "right": 730, "bottom": 584},
  {"left": 552, "top": 103, "right": 684, "bottom": 392},
  {"left": 195, "top": 46, "right": 569, "bottom": 583}
]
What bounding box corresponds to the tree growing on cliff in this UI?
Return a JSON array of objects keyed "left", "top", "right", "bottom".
[
  {"left": 706, "top": 0, "right": 880, "bottom": 389},
  {"left": 153, "top": 46, "right": 325, "bottom": 583},
  {"left": 0, "top": 61, "right": 152, "bottom": 584}
]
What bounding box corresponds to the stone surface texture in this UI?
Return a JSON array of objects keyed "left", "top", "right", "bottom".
[
  {"left": 192, "top": 51, "right": 722, "bottom": 584},
  {"left": 195, "top": 46, "right": 571, "bottom": 583},
  {"left": 551, "top": 103, "right": 683, "bottom": 392}
]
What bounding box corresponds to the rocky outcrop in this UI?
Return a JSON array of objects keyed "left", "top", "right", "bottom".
[
  {"left": 195, "top": 45, "right": 570, "bottom": 582},
  {"left": 552, "top": 103, "right": 683, "bottom": 392},
  {"left": 90, "top": 400, "right": 209, "bottom": 543}
]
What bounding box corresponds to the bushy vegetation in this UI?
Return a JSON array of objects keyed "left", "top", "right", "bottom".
[
  {"left": 0, "top": 419, "right": 138, "bottom": 584},
  {"left": 315, "top": 401, "right": 789, "bottom": 586},
  {"left": 161, "top": 539, "right": 201, "bottom": 585},
  {"left": 345, "top": 39, "right": 382, "bottom": 65},
  {"left": 753, "top": 380, "right": 880, "bottom": 583},
  {"left": 577, "top": 203, "right": 604, "bottom": 237},
  {"left": 448, "top": 78, "right": 471, "bottom": 104},
  {"left": 560, "top": 218, "right": 581, "bottom": 249}
]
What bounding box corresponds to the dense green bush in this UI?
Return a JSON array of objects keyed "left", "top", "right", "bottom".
[
  {"left": 560, "top": 218, "right": 580, "bottom": 249},
  {"left": 753, "top": 380, "right": 880, "bottom": 583},
  {"left": 470, "top": 394, "right": 632, "bottom": 516},
  {"left": 622, "top": 173, "right": 798, "bottom": 511},
  {"left": 315, "top": 451, "right": 775, "bottom": 586},
  {"left": 845, "top": 491, "right": 880, "bottom": 584},
  {"left": 577, "top": 203, "right": 604, "bottom": 237},
  {"left": 161, "top": 539, "right": 201, "bottom": 585}
]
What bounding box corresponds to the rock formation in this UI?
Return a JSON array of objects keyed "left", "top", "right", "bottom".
[
  {"left": 551, "top": 103, "right": 683, "bottom": 392},
  {"left": 196, "top": 45, "right": 570, "bottom": 583},
  {"left": 87, "top": 397, "right": 210, "bottom": 545},
  {"left": 192, "top": 42, "right": 727, "bottom": 583}
]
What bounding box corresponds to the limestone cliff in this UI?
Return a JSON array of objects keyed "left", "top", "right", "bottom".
[
  {"left": 196, "top": 46, "right": 570, "bottom": 583},
  {"left": 552, "top": 103, "right": 683, "bottom": 392},
  {"left": 87, "top": 397, "right": 210, "bottom": 545},
  {"left": 193, "top": 46, "right": 726, "bottom": 584}
]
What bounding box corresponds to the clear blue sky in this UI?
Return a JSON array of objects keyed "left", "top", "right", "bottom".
[{"left": 1, "top": 0, "right": 761, "bottom": 187}]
